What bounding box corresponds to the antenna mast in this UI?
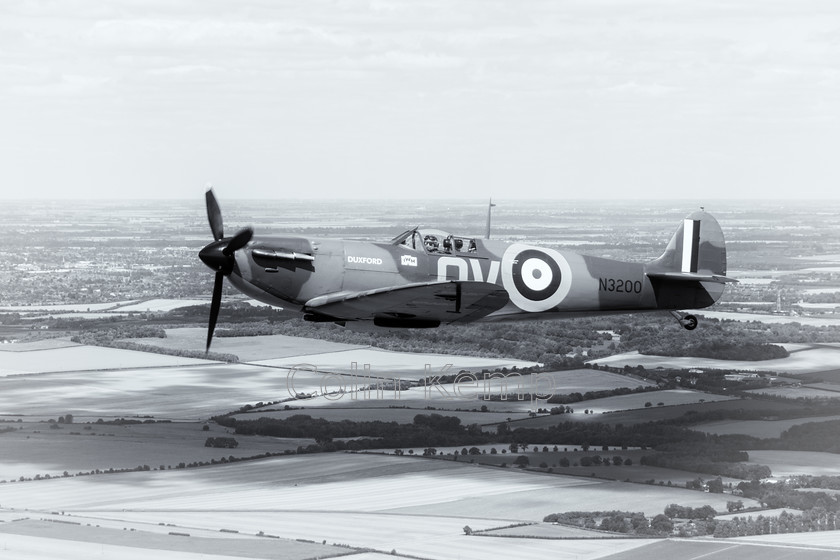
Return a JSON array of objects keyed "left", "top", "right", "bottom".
[{"left": 485, "top": 198, "right": 496, "bottom": 239}]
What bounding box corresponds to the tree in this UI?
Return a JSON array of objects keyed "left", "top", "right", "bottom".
[
  {"left": 708, "top": 477, "right": 724, "bottom": 494},
  {"left": 514, "top": 455, "right": 530, "bottom": 467},
  {"left": 600, "top": 515, "right": 629, "bottom": 533},
  {"left": 727, "top": 500, "right": 745, "bottom": 513},
  {"left": 651, "top": 514, "right": 673, "bottom": 534}
]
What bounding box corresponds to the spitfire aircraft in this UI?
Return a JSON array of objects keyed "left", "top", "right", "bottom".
[{"left": 199, "top": 190, "right": 736, "bottom": 351}]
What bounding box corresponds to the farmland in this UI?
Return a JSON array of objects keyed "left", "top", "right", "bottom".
[
  {"left": 745, "top": 450, "right": 840, "bottom": 477},
  {"left": 126, "top": 327, "right": 372, "bottom": 361},
  {"left": 4, "top": 330, "right": 828, "bottom": 559},
  {"left": 693, "top": 415, "right": 840, "bottom": 438},
  {"left": 591, "top": 344, "right": 840, "bottom": 375},
  {"left": 0, "top": 453, "right": 739, "bottom": 557},
  {"left": 0, "top": 342, "right": 211, "bottom": 376}
]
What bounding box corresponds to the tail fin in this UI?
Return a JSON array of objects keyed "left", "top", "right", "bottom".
[{"left": 646, "top": 210, "right": 736, "bottom": 309}]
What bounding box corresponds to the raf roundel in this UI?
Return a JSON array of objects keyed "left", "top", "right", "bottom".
[{"left": 501, "top": 244, "right": 572, "bottom": 312}]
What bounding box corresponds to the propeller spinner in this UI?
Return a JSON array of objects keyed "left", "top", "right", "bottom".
[{"left": 199, "top": 189, "right": 253, "bottom": 352}]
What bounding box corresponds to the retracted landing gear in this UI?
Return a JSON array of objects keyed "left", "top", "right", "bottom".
[{"left": 669, "top": 310, "right": 698, "bottom": 331}]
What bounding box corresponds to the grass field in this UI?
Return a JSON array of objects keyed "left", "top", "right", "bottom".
[
  {"left": 0, "top": 301, "right": 136, "bottom": 313},
  {"left": 0, "top": 339, "right": 80, "bottom": 352},
  {"left": 255, "top": 347, "right": 537, "bottom": 380},
  {"left": 510, "top": 396, "right": 805, "bottom": 429},
  {"left": 0, "top": 452, "right": 742, "bottom": 560},
  {"left": 745, "top": 450, "right": 840, "bottom": 477},
  {"left": 591, "top": 344, "right": 840, "bottom": 374},
  {"left": 127, "top": 327, "right": 370, "bottom": 361},
  {"left": 699, "top": 311, "right": 840, "bottom": 328},
  {"left": 493, "top": 389, "right": 733, "bottom": 430},
  {"left": 235, "top": 406, "right": 522, "bottom": 426},
  {"left": 693, "top": 416, "right": 840, "bottom": 438},
  {"left": 0, "top": 519, "right": 342, "bottom": 560},
  {"left": 406, "top": 447, "right": 745, "bottom": 487},
  {"left": 538, "top": 369, "right": 654, "bottom": 392},
  {"left": 0, "top": 363, "right": 304, "bottom": 418},
  {"left": 745, "top": 386, "right": 840, "bottom": 399},
  {"left": 561, "top": 389, "right": 733, "bottom": 414},
  {"left": 590, "top": 538, "right": 840, "bottom": 560},
  {"left": 484, "top": 523, "right": 622, "bottom": 538},
  {"left": 115, "top": 299, "right": 211, "bottom": 312},
  {"left": 0, "top": 344, "right": 212, "bottom": 376},
  {"left": 276, "top": 369, "right": 655, "bottom": 415},
  {"left": 0, "top": 421, "right": 313, "bottom": 481}
]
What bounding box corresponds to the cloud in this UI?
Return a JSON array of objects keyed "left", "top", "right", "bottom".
[{"left": 1, "top": 0, "right": 840, "bottom": 199}]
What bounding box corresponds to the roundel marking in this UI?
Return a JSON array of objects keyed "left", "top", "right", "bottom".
[{"left": 501, "top": 244, "right": 572, "bottom": 312}]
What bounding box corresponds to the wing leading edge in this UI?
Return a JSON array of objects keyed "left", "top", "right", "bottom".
[{"left": 303, "top": 281, "right": 510, "bottom": 327}]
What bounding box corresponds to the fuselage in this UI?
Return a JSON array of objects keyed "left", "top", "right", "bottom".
[{"left": 225, "top": 230, "right": 722, "bottom": 323}]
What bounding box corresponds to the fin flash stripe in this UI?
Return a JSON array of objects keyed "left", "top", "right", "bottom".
[{"left": 681, "top": 219, "right": 701, "bottom": 273}]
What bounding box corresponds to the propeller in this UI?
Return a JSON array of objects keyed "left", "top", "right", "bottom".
[{"left": 199, "top": 189, "right": 253, "bottom": 352}]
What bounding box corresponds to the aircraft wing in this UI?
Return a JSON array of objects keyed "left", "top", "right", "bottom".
[{"left": 303, "top": 281, "right": 510, "bottom": 326}]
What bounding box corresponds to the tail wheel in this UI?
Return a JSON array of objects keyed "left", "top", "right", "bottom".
[{"left": 669, "top": 310, "right": 699, "bottom": 330}]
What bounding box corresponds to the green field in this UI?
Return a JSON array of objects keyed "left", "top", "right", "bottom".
[
  {"left": 235, "top": 406, "right": 520, "bottom": 426},
  {"left": 0, "top": 452, "right": 745, "bottom": 560},
  {"left": 0, "top": 343, "right": 212, "bottom": 376},
  {"left": 127, "top": 327, "right": 370, "bottom": 361},
  {"left": 694, "top": 415, "right": 840, "bottom": 438},
  {"left": 746, "top": 450, "right": 840, "bottom": 477},
  {"left": 0, "top": 421, "right": 312, "bottom": 482},
  {"left": 592, "top": 344, "right": 840, "bottom": 375}
]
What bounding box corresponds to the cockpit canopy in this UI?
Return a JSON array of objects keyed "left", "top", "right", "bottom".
[{"left": 391, "top": 228, "right": 477, "bottom": 254}]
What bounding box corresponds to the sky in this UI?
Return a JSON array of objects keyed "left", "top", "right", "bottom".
[{"left": 1, "top": 0, "right": 839, "bottom": 200}]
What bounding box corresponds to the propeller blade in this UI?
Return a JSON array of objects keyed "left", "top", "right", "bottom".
[
  {"left": 206, "top": 271, "right": 224, "bottom": 352},
  {"left": 223, "top": 227, "right": 254, "bottom": 256},
  {"left": 206, "top": 189, "right": 224, "bottom": 241}
]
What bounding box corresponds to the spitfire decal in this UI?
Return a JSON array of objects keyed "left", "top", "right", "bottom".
[{"left": 501, "top": 244, "right": 572, "bottom": 312}]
